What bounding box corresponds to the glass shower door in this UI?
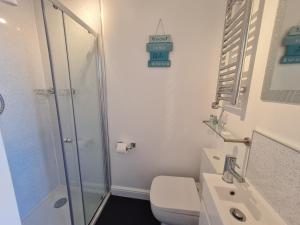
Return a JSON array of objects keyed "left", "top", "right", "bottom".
[
  {"left": 43, "top": 2, "right": 85, "bottom": 225},
  {"left": 43, "top": 1, "right": 108, "bottom": 224},
  {"left": 63, "top": 14, "right": 108, "bottom": 224}
]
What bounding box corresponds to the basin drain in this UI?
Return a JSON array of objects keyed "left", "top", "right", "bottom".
[
  {"left": 54, "top": 197, "right": 68, "bottom": 208},
  {"left": 230, "top": 208, "right": 246, "bottom": 222}
]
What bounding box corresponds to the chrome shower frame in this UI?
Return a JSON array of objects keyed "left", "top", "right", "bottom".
[{"left": 40, "top": 0, "right": 111, "bottom": 225}]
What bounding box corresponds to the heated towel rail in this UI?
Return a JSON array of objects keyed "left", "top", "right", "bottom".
[{"left": 212, "top": 0, "right": 253, "bottom": 109}]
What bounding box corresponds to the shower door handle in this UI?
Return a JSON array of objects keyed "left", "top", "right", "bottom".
[
  {"left": 63, "top": 138, "right": 73, "bottom": 143},
  {"left": 0, "top": 94, "right": 5, "bottom": 115}
]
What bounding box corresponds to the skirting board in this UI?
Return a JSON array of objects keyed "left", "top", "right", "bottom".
[{"left": 111, "top": 185, "right": 150, "bottom": 200}]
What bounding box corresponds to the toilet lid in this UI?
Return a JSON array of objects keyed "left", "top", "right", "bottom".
[{"left": 150, "top": 176, "right": 200, "bottom": 216}]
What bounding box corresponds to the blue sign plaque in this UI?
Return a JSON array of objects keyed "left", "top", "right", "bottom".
[{"left": 147, "top": 35, "right": 173, "bottom": 67}]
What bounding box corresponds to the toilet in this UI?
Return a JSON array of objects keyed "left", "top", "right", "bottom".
[
  {"left": 150, "top": 149, "right": 221, "bottom": 225},
  {"left": 150, "top": 176, "right": 200, "bottom": 225}
]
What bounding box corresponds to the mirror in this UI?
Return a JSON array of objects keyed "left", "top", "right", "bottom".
[{"left": 262, "top": 0, "right": 300, "bottom": 104}]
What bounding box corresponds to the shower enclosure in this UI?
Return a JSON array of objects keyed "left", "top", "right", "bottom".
[{"left": 0, "top": 0, "right": 110, "bottom": 225}]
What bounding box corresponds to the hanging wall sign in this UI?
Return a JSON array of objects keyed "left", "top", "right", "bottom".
[
  {"left": 147, "top": 20, "right": 173, "bottom": 67},
  {"left": 281, "top": 26, "right": 300, "bottom": 64}
]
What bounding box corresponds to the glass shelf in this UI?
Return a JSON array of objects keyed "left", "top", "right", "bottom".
[{"left": 203, "top": 121, "right": 251, "bottom": 146}]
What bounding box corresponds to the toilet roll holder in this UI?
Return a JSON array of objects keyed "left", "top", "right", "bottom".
[{"left": 117, "top": 141, "right": 136, "bottom": 151}]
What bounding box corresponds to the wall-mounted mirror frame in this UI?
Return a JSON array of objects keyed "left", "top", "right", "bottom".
[{"left": 261, "top": 0, "right": 300, "bottom": 104}]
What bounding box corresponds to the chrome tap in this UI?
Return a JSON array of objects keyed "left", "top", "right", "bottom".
[{"left": 222, "top": 155, "right": 245, "bottom": 183}]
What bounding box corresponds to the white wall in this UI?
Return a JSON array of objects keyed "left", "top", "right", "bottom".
[
  {"left": 58, "top": 0, "right": 101, "bottom": 32},
  {"left": 0, "top": 130, "right": 21, "bottom": 225},
  {"left": 102, "top": 0, "right": 226, "bottom": 190},
  {"left": 223, "top": 0, "right": 300, "bottom": 153}
]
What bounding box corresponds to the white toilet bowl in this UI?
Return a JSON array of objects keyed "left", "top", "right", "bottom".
[{"left": 150, "top": 176, "right": 200, "bottom": 225}]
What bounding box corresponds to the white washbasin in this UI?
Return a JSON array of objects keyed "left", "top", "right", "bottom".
[
  {"left": 202, "top": 173, "right": 287, "bottom": 225},
  {"left": 201, "top": 148, "right": 234, "bottom": 174}
]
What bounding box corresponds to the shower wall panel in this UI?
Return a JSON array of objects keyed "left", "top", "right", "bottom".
[{"left": 0, "top": 0, "right": 63, "bottom": 219}]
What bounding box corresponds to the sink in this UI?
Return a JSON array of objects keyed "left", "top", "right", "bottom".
[
  {"left": 201, "top": 148, "right": 234, "bottom": 174},
  {"left": 201, "top": 173, "right": 287, "bottom": 225}
]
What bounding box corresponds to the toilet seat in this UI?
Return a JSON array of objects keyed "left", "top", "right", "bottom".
[{"left": 150, "top": 176, "right": 200, "bottom": 216}]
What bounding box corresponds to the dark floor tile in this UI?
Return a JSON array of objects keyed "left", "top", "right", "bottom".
[{"left": 96, "top": 195, "right": 160, "bottom": 225}]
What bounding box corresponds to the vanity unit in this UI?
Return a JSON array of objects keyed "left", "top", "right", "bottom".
[
  {"left": 200, "top": 173, "right": 288, "bottom": 225},
  {"left": 150, "top": 146, "right": 290, "bottom": 225}
]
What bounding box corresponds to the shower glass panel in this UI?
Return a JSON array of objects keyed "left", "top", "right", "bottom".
[
  {"left": 0, "top": 1, "right": 72, "bottom": 225},
  {"left": 43, "top": 1, "right": 109, "bottom": 224},
  {"left": 63, "top": 14, "right": 108, "bottom": 224},
  {"left": 43, "top": 1, "right": 85, "bottom": 225},
  {"left": 0, "top": 0, "right": 109, "bottom": 224}
]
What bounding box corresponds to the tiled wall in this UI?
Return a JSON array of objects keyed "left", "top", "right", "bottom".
[{"left": 247, "top": 131, "right": 300, "bottom": 225}]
